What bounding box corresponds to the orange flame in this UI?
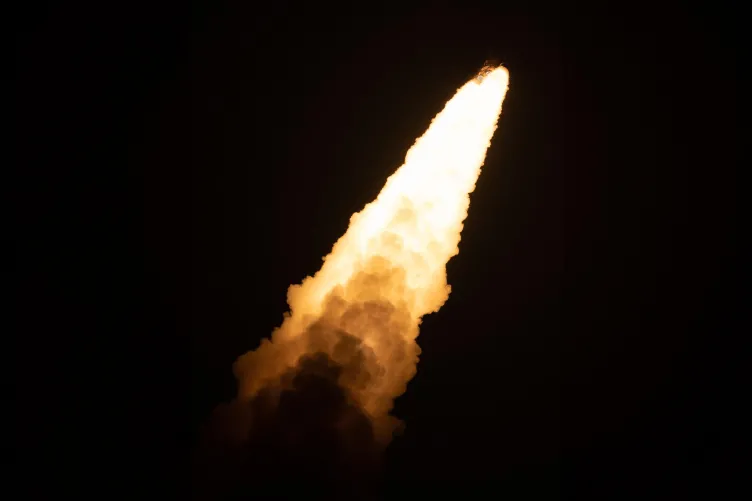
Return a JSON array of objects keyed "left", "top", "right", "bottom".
[{"left": 233, "top": 65, "right": 510, "bottom": 443}]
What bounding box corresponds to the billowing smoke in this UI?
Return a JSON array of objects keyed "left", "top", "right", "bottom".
[
  {"left": 194, "top": 65, "right": 510, "bottom": 499},
  {"left": 194, "top": 262, "right": 415, "bottom": 499}
]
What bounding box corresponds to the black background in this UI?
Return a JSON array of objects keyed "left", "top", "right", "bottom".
[{"left": 16, "top": 1, "right": 739, "bottom": 499}]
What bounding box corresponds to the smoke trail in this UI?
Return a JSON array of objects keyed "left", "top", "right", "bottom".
[{"left": 195, "top": 65, "right": 509, "bottom": 499}]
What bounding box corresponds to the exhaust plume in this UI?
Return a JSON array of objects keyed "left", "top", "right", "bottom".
[{"left": 197, "top": 65, "right": 509, "bottom": 498}]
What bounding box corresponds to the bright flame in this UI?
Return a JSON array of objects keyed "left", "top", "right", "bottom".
[{"left": 233, "top": 65, "right": 510, "bottom": 443}]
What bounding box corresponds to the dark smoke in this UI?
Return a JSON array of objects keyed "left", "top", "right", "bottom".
[{"left": 194, "top": 333, "right": 386, "bottom": 500}]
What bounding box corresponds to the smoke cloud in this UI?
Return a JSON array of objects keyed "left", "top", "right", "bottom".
[
  {"left": 194, "top": 261, "right": 415, "bottom": 499},
  {"left": 193, "top": 66, "right": 509, "bottom": 499}
]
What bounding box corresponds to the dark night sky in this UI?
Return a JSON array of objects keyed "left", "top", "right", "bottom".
[{"left": 16, "top": 1, "right": 739, "bottom": 499}]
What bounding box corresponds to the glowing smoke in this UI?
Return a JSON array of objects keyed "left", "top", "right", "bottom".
[{"left": 196, "top": 64, "right": 509, "bottom": 498}]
